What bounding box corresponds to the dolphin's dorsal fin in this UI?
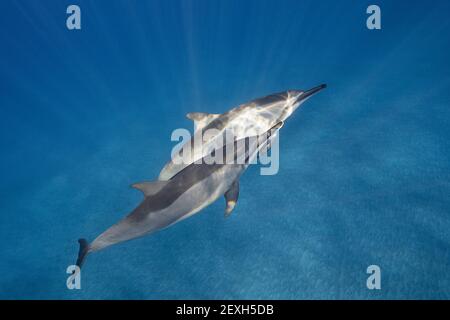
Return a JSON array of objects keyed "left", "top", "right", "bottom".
[
  {"left": 224, "top": 180, "right": 239, "bottom": 217},
  {"left": 186, "top": 112, "right": 220, "bottom": 131},
  {"left": 131, "top": 181, "right": 168, "bottom": 197}
]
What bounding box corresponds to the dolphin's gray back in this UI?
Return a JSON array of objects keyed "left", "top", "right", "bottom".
[
  {"left": 250, "top": 91, "right": 289, "bottom": 106},
  {"left": 132, "top": 162, "right": 228, "bottom": 220}
]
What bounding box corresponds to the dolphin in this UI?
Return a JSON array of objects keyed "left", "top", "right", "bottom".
[
  {"left": 75, "top": 122, "right": 283, "bottom": 267},
  {"left": 159, "top": 84, "right": 326, "bottom": 181}
]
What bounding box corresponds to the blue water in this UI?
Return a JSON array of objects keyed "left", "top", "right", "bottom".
[{"left": 1, "top": 0, "right": 449, "bottom": 299}]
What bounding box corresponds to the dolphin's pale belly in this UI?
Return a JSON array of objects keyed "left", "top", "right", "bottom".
[
  {"left": 168, "top": 164, "right": 242, "bottom": 225},
  {"left": 89, "top": 165, "right": 242, "bottom": 252}
]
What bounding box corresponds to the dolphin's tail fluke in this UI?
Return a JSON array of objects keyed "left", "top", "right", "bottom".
[{"left": 76, "top": 238, "right": 89, "bottom": 268}]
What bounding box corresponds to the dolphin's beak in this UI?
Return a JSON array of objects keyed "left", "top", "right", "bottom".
[{"left": 296, "top": 84, "right": 327, "bottom": 103}]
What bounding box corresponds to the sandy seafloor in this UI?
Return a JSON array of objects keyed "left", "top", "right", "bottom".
[{"left": 0, "top": 0, "right": 449, "bottom": 299}]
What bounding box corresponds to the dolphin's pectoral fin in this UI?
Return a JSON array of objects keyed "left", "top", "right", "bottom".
[
  {"left": 186, "top": 112, "right": 220, "bottom": 131},
  {"left": 224, "top": 180, "right": 239, "bottom": 217},
  {"left": 131, "top": 181, "right": 168, "bottom": 197}
]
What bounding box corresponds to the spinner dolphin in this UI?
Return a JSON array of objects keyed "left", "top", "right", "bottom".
[{"left": 75, "top": 122, "right": 283, "bottom": 267}]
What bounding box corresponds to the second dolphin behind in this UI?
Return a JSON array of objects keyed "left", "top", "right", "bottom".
[{"left": 159, "top": 84, "right": 327, "bottom": 180}]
